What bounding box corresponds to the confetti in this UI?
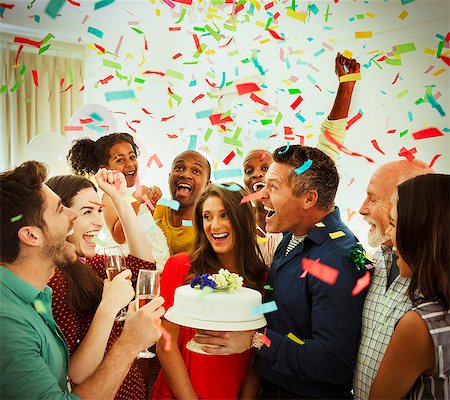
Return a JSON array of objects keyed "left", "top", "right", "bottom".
[
  {"left": 412, "top": 127, "right": 444, "bottom": 140},
  {"left": 398, "top": 147, "right": 417, "bottom": 161},
  {"left": 371, "top": 139, "right": 386, "bottom": 155},
  {"left": 323, "top": 129, "right": 375, "bottom": 163},
  {"left": 339, "top": 73, "right": 361, "bottom": 83},
  {"left": 141, "top": 194, "right": 155, "bottom": 211},
  {"left": 294, "top": 159, "right": 312, "bottom": 175},
  {"left": 287, "top": 332, "right": 305, "bottom": 345},
  {"left": 213, "top": 169, "right": 243, "bottom": 180},
  {"left": 223, "top": 150, "right": 235, "bottom": 165},
  {"left": 428, "top": 154, "right": 442, "bottom": 168},
  {"left": 301, "top": 258, "right": 339, "bottom": 285},
  {"left": 105, "top": 90, "right": 135, "bottom": 101},
  {"left": 251, "top": 301, "right": 278, "bottom": 315},
  {"left": 351, "top": 271, "right": 370, "bottom": 296},
  {"left": 10, "top": 214, "right": 23, "bottom": 222},
  {"left": 355, "top": 31, "right": 372, "bottom": 38},
  {"left": 147, "top": 154, "right": 163, "bottom": 168},
  {"left": 236, "top": 82, "right": 261, "bottom": 95},
  {"left": 33, "top": 299, "right": 47, "bottom": 314},
  {"left": 240, "top": 191, "right": 264, "bottom": 205},
  {"left": 92, "top": 236, "right": 108, "bottom": 247},
  {"left": 44, "top": 0, "right": 66, "bottom": 19},
  {"left": 157, "top": 198, "right": 180, "bottom": 211},
  {"left": 182, "top": 220, "right": 193, "bottom": 227},
  {"left": 216, "top": 183, "right": 243, "bottom": 192},
  {"left": 329, "top": 231, "right": 346, "bottom": 239},
  {"left": 263, "top": 284, "right": 274, "bottom": 291}
]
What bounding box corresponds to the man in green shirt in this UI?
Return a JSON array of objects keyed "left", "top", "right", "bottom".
[{"left": 0, "top": 161, "right": 165, "bottom": 399}]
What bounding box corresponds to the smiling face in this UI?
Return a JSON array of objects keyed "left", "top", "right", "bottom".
[
  {"left": 66, "top": 187, "right": 104, "bottom": 258},
  {"left": 243, "top": 150, "right": 273, "bottom": 196},
  {"left": 169, "top": 152, "right": 210, "bottom": 208},
  {"left": 105, "top": 142, "right": 138, "bottom": 187},
  {"left": 202, "top": 196, "right": 235, "bottom": 260},
  {"left": 385, "top": 198, "right": 412, "bottom": 277}
]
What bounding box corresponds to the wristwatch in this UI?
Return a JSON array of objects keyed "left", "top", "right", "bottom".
[{"left": 250, "top": 327, "right": 267, "bottom": 350}]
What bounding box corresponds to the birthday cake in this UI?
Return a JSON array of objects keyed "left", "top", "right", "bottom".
[{"left": 164, "top": 269, "right": 267, "bottom": 331}]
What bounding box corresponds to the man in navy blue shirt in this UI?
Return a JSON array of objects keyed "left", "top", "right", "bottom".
[{"left": 197, "top": 145, "right": 367, "bottom": 399}]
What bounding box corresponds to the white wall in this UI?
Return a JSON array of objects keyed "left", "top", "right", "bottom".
[{"left": 5, "top": 0, "right": 450, "bottom": 252}]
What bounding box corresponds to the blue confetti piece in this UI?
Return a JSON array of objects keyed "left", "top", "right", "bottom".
[
  {"left": 316, "top": 111, "right": 325, "bottom": 116},
  {"left": 90, "top": 112, "right": 103, "bottom": 122},
  {"left": 44, "top": 0, "right": 66, "bottom": 19},
  {"left": 105, "top": 90, "right": 135, "bottom": 101},
  {"left": 408, "top": 111, "right": 413, "bottom": 122},
  {"left": 255, "top": 130, "right": 272, "bottom": 139},
  {"left": 195, "top": 109, "right": 213, "bottom": 119},
  {"left": 188, "top": 135, "right": 197, "bottom": 150},
  {"left": 309, "top": 3, "right": 319, "bottom": 14},
  {"left": 219, "top": 71, "right": 226, "bottom": 89},
  {"left": 182, "top": 220, "right": 193, "bottom": 227},
  {"left": 313, "top": 48, "right": 325, "bottom": 57},
  {"left": 294, "top": 159, "right": 313, "bottom": 175},
  {"left": 213, "top": 169, "right": 243, "bottom": 180},
  {"left": 94, "top": 0, "right": 115, "bottom": 9},
  {"left": 85, "top": 123, "right": 105, "bottom": 133},
  {"left": 216, "top": 183, "right": 242, "bottom": 192},
  {"left": 278, "top": 143, "right": 290, "bottom": 154},
  {"left": 307, "top": 74, "right": 316, "bottom": 84},
  {"left": 157, "top": 198, "right": 180, "bottom": 211},
  {"left": 189, "top": 80, "right": 197, "bottom": 86},
  {"left": 251, "top": 300, "right": 278, "bottom": 316},
  {"left": 34, "top": 15, "right": 40, "bottom": 23},
  {"left": 295, "top": 113, "right": 305, "bottom": 123},
  {"left": 87, "top": 26, "right": 104, "bottom": 39}
]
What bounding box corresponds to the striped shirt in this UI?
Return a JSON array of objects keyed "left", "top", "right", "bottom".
[
  {"left": 353, "top": 245, "right": 412, "bottom": 399},
  {"left": 285, "top": 234, "right": 306, "bottom": 256},
  {"left": 409, "top": 301, "right": 450, "bottom": 400}
]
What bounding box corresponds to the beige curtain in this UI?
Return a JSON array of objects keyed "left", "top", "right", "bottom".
[{"left": 0, "top": 34, "right": 85, "bottom": 171}]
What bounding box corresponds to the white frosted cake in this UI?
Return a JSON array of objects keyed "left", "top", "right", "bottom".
[{"left": 164, "top": 269, "right": 267, "bottom": 331}]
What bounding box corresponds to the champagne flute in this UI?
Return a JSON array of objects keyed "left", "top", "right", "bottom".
[
  {"left": 104, "top": 245, "right": 128, "bottom": 322},
  {"left": 136, "top": 269, "right": 161, "bottom": 359}
]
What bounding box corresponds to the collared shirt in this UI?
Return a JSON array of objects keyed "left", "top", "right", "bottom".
[
  {"left": 256, "top": 207, "right": 367, "bottom": 399},
  {"left": 353, "top": 245, "right": 411, "bottom": 400},
  {"left": 0, "top": 266, "right": 79, "bottom": 400}
]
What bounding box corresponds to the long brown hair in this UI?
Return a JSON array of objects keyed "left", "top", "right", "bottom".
[
  {"left": 396, "top": 174, "right": 450, "bottom": 312},
  {"left": 189, "top": 183, "right": 267, "bottom": 291},
  {"left": 46, "top": 175, "right": 103, "bottom": 314}
]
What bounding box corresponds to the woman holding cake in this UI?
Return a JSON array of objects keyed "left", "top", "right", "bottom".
[{"left": 151, "top": 183, "right": 267, "bottom": 399}]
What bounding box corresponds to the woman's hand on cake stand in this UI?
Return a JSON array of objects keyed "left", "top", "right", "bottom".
[{"left": 194, "top": 329, "right": 256, "bottom": 355}]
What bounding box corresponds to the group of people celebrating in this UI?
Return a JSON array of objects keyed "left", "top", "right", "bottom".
[{"left": 0, "top": 53, "right": 448, "bottom": 400}]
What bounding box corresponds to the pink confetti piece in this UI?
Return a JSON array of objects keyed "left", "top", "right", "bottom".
[
  {"left": 240, "top": 191, "right": 264, "bottom": 205},
  {"left": 370, "top": 139, "right": 385, "bottom": 155},
  {"left": 81, "top": 14, "right": 89, "bottom": 24},
  {"left": 351, "top": 271, "right": 370, "bottom": 296},
  {"left": 424, "top": 65, "right": 434, "bottom": 74},
  {"left": 301, "top": 258, "right": 339, "bottom": 285},
  {"left": 64, "top": 125, "right": 83, "bottom": 131},
  {"left": 141, "top": 194, "right": 155, "bottom": 211},
  {"left": 162, "top": 0, "right": 175, "bottom": 8},
  {"left": 323, "top": 129, "right": 375, "bottom": 163},
  {"left": 428, "top": 153, "right": 442, "bottom": 168},
  {"left": 412, "top": 127, "right": 444, "bottom": 140},
  {"left": 260, "top": 334, "right": 271, "bottom": 347},
  {"left": 147, "top": 154, "right": 163, "bottom": 169}
]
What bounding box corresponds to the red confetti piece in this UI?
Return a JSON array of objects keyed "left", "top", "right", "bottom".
[
  {"left": 412, "top": 127, "right": 444, "bottom": 140},
  {"left": 267, "top": 29, "right": 284, "bottom": 41},
  {"left": 398, "top": 147, "right": 417, "bottom": 161},
  {"left": 290, "top": 95, "right": 303, "bottom": 110},
  {"left": 391, "top": 73, "right": 400, "bottom": 85},
  {"left": 167, "top": 134, "right": 178, "bottom": 139},
  {"left": 141, "top": 108, "right": 152, "bottom": 115},
  {"left": 61, "top": 84, "right": 73, "bottom": 93},
  {"left": 80, "top": 118, "right": 94, "bottom": 124},
  {"left": 143, "top": 70, "right": 165, "bottom": 76},
  {"left": 191, "top": 93, "right": 204, "bottom": 103},
  {"left": 130, "top": 120, "right": 141, "bottom": 124},
  {"left": 240, "top": 191, "right": 264, "bottom": 205},
  {"left": 233, "top": 3, "right": 244, "bottom": 13},
  {"left": 126, "top": 121, "right": 137, "bottom": 134},
  {"left": 32, "top": 69, "right": 38, "bottom": 86},
  {"left": 99, "top": 75, "right": 114, "bottom": 85},
  {"left": 219, "top": 36, "right": 233, "bottom": 48},
  {"left": 370, "top": 139, "right": 385, "bottom": 155},
  {"left": 89, "top": 201, "right": 105, "bottom": 207},
  {"left": 428, "top": 154, "right": 442, "bottom": 168},
  {"left": 223, "top": 150, "right": 235, "bottom": 165},
  {"left": 387, "top": 129, "right": 397, "bottom": 134},
  {"left": 205, "top": 78, "right": 217, "bottom": 88},
  {"left": 346, "top": 112, "right": 363, "bottom": 130},
  {"left": 147, "top": 154, "right": 163, "bottom": 169},
  {"left": 351, "top": 271, "right": 370, "bottom": 296},
  {"left": 161, "top": 115, "right": 175, "bottom": 122},
  {"left": 144, "top": 35, "right": 148, "bottom": 51},
  {"left": 79, "top": 85, "right": 85, "bottom": 91},
  {"left": 301, "top": 258, "right": 339, "bottom": 285},
  {"left": 64, "top": 125, "right": 83, "bottom": 131},
  {"left": 172, "top": 52, "right": 182, "bottom": 59},
  {"left": 169, "top": 26, "right": 181, "bottom": 31},
  {"left": 15, "top": 44, "right": 24, "bottom": 65},
  {"left": 160, "top": 325, "right": 172, "bottom": 352},
  {"left": 0, "top": 3, "right": 15, "bottom": 8},
  {"left": 264, "top": 1, "right": 273, "bottom": 9},
  {"left": 68, "top": 0, "right": 81, "bottom": 5},
  {"left": 445, "top": 32, "right": 450, "bottom": 42},
  {"left": 14, "top": 36, "right": 41, "bottom": 48},
  {"left": 323, "top": 129, "right": 375, "bottom": 163},
  {"left": 261, "top": 334, "right": 271, "bottom": 347},
  {"left": 193, "top": 34, "right": 201, "bottom": 51},
  {"left": 440, "top": 55, "right": 450, "bottom": 66},
  {"left": 236, "top": 82, "right": 261, "bottom": 95},
  {"left": 209, "top": 113, "right": 234, "bottom": 125},
  {"left": 273, "top": 11, "right": 280, "bottom": 19},
  {"left": 250, "top": 92, "right": 269, "bottom": 106},
  {"left": 141, "top": 194, "right": 155, "bottom": 211},
  {"left": 60, "top": 78, "right": 64, "bottom": 88},
  {"left": 173, "top": 0, "right": 192, "bottom": 4}
]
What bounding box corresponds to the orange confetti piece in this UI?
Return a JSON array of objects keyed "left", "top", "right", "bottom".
[{"left": 351, "top": 271, "right": 370, "bottom": 296}]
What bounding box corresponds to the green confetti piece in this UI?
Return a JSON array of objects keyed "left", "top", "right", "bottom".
[
  {"left": 288, "top": 88, "right": 302, "bottom": 94},
  {"left": 228, "top": 50, "right": 239, "bottom": 57},
  {"left": 38, "top": 44, "right": 51, "bottom": 55},
  {"left": 33, "top": 299, "right": 47, "bottom": 314},
  {"left": 41, "top": 33, "right": 55, "bottom": 45},
  {"left": 204, "top": 127, "right": 213, "bottom": 142},
  {"left": 399, "top": 129, "right": 409, "bottom": 137},
  {"left": 134, "top": 77, "right": 145, "bottom": 84},
  {"left": 131, "top": 27, "right": 144, "bottom": 34},
  {"left": 275, "top": 111, "right": 283, "bottom": 126},
  {"left": 94, "top": 0, "right": 115, "bottom": 10},
  {"left": 261, "top": 119, "right": 273, "bottom": 125},
  {"left": 356, "top": 13, "right": 364, "bottom": 19},
  {"left": 168, "top": 92, "right": 182, "bottom": 105},
  {"left": 87, "top": 26, "right": 104, "bottom": 38},
  {"left": 175, "top": 7, "right": 186, "bottom": 23},
  {"left": 193, "top": 26, "right": 206, "bottom": 32},
  {"left": 206, "top": 71, "right": 216, "bottom": 79},
  {"left": 233, "top": 126, "right": 242, "bottom": 139},
  {"left": 264, "top": 284, "right": 274, "bottom": 291},
  {"left": 115, "top": 70, "right": 128, "bottom": 80},
  {"left": 0, "top": 85, "right": 6, "bottom": 93},
  {"left": 392, "top": 42, "right": 416, "bottom": 54},
  {"left": 10, "top": 214, "right": 23, "bottom": 222},
  {"left": 264, "top": 16, "right": 273, "bottom": 30},
  {"left": 224, "top": 137, "right": 242, "bottom": 147},
  {"left": 396, "top": 89, "right": 408, "bottom": 98},
  {"left": 104, "top": 90, "right": 135, "bottom": 101},
  {"left": 10, "top": 81, "right": 19, "bottom": 92},
  {"left": 166, "top": 69, "right": 184, "bottom": 80},
  {"left": 436, "top": 40, "right": 444, "bottom": 58},
  {"left": 205, "top": 24, "right": 221, "bottom": 42},
  {"left": 44, "top": 0, "right": 66, "bottom": 19},
  {"left": 236, "top": 148, "right": 243, "bottom": 158},
  {"left": 223, "top": 23, "right": 236, "bottom": 32},
  {"left": 324, "top": 3, "right": 329, "bottom": 22},
  {"left": 19, "top": 65, "right": 26, "bottom": 75},
  {"left": 385, "top": 58, "right": 402, "bottom": 66},
  {"left": 92, "top": 236, "right": 108, "bottom": 247},
  {"left": 68, "top": 69, "right": 74, "bottom": 84},
  {"left": 103, "top": 59, "right": 122, "bottom": 69},
  {"left": 196, "top": 285, "right": 214, "bottom": 301},
  {"left": 220, "top": 110, "right": 231, "bottom": 119}
]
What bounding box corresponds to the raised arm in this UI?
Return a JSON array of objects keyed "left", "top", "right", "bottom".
[{"left": 96, "top": 169, "right": 155, "bottom": 263}]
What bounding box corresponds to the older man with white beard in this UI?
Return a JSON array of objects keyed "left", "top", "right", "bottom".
[{"left": 353, "top": 159, "right": 434, "bottom": 399}]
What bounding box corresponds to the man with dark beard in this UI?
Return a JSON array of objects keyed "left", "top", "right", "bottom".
[
  {"left": 153, "top": 150, "right": 211, "bottom": 255},
  {"left": 353, "top": 159, "right": 434, "bottom": 399},
  {"left": 0, "top": 161, "right": 165, "bottom": 399}
]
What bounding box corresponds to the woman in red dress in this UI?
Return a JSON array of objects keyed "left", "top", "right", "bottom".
[{"left": 47, "top": 169, "right": 156, "bottom": 400}]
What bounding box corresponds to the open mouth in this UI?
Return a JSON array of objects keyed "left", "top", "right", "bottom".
[
  {"left": 124, "top": 171, "right": 136, "bottom": 181},
  {"left": 252, "top": 182, "right": 266, "bottom": 192},
  {"left": 177, "top": 182, "right": 192, "bottom": 196},
  {"left": 212, "top": 233, "right": 229, "bottom": 241},
  {"left": 82, "top": 230, "right": 100, "bottom": 247},
  {"left": 264, "top": 205, "right": 275, "bottom": 218}
]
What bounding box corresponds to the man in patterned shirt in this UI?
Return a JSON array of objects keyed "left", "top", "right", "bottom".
[{"left": 353, "top": 159, "right": 434, "bottom": 399}]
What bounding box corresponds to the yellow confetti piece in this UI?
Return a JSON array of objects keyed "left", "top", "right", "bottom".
[
  {"left": 329, "top": 231, "right": 346, "bottom": 239},
  {"left": 257, "top": 236, "right": 268, "bottom": 243},
  {"left": 287, "top": 332, "right": 305, "bottom": 345},
  {"left": 342, "top": 50, "right": 353, "bottom": 59},
  {"left": 205, "top": 49, "right": 215, "bottom": 55},
  {"left": 398, "top": 10, "right": 408, "bottom": 20},
  {"left": 255, "top": 20, "right": 265, "bottom": 28},
  {"left": 156, "top": 9, "right": 160, "bottom": 16},
  {"left": 424, "top": 48, "right": 436, "bottom": 55},
  {"left": 287, "top": 8, "right": 308, "bottom": 21},
  {"left": 355, "top": 31, "right": 372, "bottom": 38},
  {"left": 365, "top": 12, "right": 375, "bottom": 18},
  {"left": 123, "top": 195, "right": 138, "bottom": 203},
  {"left": 282, "top": 79, "right": 292, "bottom": 86},
  {"left": 339, "top": 72, "right": 361, "bottom": 83},
  {"left": 259, "top": 38, "right": 270, "bottom": 44},
  {"left": 315, "top": 222, "right": 326, "bottom": 227},
  {"left": 433, "top": 68, "right": 446, "bottom": 76},
  {"left": 33, "top": 299, "right": 47, "bottom": 314},
  {"left": 306, "top": 133, "right": 314, "bottom": 139},
  {"left": 248, "top": 0, "right": 261, "bottom": 10}
]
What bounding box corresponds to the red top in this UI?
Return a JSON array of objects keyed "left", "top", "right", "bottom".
[
  {"left": 49, "top": 253, "right": 155, "bottom": 400},
  {"left": 151, "top": 253, "right": 252, "bottom": 400}
]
